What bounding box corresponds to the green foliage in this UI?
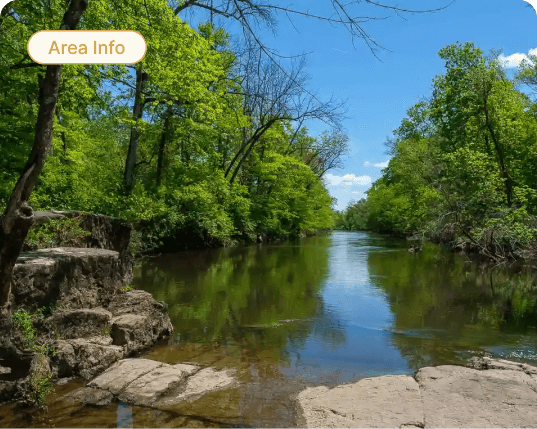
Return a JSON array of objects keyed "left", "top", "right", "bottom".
[
  {"left": 1, "top": 0, "right": 344, "bottom": 250},
  {"left": 12, "top": 310, "right": 36, "bottom": 347},
  {"left": 340, "top": 42, "right": 537, "bottom": 258},
  {"left": 29, "top": 353, "right": 53, "bottom": 407},
  {"left": 334, "top": 200, "right": 368, "bottom": 231},
  {"left": 36, "top": 302, "right": 65, "bottom": 319},
  {"left": 122, "top": 285, "right": 134, "bottom": 291}
]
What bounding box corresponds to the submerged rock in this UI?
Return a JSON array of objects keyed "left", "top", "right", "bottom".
[
  {"left": 65, "top": 386, "right": 114, "bottom": 406},
  {"left": 296, "top": 357, "right": 537, "bottom": 428}
]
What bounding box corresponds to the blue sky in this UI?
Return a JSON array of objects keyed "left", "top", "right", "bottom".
[{"left": 210, "top": 0, "right": 537, "bottom": 210}]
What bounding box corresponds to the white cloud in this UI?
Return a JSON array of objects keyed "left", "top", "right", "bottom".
[
  {"left": 364, "top": 160, "right": 389, "bottom": 168},
  {"left": 373, "top": 161, "right": 389, "bottom": 168},
  {"left": 498, "top": 48, "right": 537, "bottom": 69},
  {"left": 324, "top": 173, "right": 372, "bottom": 187}
]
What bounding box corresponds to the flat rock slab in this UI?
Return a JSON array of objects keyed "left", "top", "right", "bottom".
[
  {"left": 155, "top": 367, "right": 238, "bottom": 406},
  {"left": 297, "top": 358, "right": 537, "bottom": 428},
  {"left": 65, "top": 386, "right": 114, "bottom": 406},
  {"left": 79, "top": 358, "right": 236, "bottom": 407},
  {"left": 297, "top": 375, "right": 423, "bottom": 428},
  {"left": 88, "top": 358, "right": 164, "bottom": 395}
]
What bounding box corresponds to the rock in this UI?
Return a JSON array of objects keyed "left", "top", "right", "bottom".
[
  {"left": 297, "top": 375, "right": 423, "bottom": 428},
  {"left": 65, "top": 386, "right": 114, "bottom": 406},
  {"left": 297, "top": 359, "right": 537, "bottom": 428},
  {"left": 88, "top": 359, "right": 164, "bottom": 395},
  {"left": 118, "top": 363, "right": 199, "bottom": 406},
  {"left": 30, "top": 211, "right": 132, "bottom": 261},
  {"left": 53, "top": 308, "right": 112, "bottom": 339},
  {"left": 155, "top": 367, "right": 237, "bottom": 406},
  {"left": 11, "top": 248, "right": 127, "bottom": 310},
  {"left": 468, "top": 356, "right": 537, "bottom": 375},
  {"left": 416, "top": 364, "right": 537, "bottom": 427},
  {"left": 108, "top": 291, "right": 173, "bottom": 355},
  {"left": 108, "top": 290, "right": 168, "bottom": 316},
  {"left": 111, "top": 314, "right": 148, "bottom": 345},
  {"left": 52, "top": 337, "right": 124, "bottom": 379}
]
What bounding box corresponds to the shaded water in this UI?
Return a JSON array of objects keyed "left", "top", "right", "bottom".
[{"left": 2, "top": 231, "right": 537, "bottom": 427}]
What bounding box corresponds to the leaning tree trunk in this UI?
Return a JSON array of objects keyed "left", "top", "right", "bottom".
[
  {"left": 124, "top": 66, "right": 148, "bottom": 194},
  {"left": 0, "top": 0, "right": 90, "bottom": 321}
]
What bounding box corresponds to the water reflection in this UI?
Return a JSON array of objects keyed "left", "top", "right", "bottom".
[
  {"left": 117, "top": 402, "right": 134, "bottom": 428},
  {"left": 137, "top": 231, "right": 537, "bottom": 384},
  {"left": 367, "top": 239, "right": 537, "bottom": 368}
]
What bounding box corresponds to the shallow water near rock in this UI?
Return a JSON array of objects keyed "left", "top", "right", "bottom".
[{"left": 2, "top": 231, "right": 537, "bottom": 427}]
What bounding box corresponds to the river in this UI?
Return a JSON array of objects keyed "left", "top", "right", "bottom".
[{"left": 2, "top": 231, "right": 537, "bottom": 427}]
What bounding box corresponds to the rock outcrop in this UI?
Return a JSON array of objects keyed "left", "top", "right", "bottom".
[
  {"left": 297, "top": 356, "right": 537, "bottom": 428},
  {"left": 1, "top": 244, "right": 173, "bottom": 405},
  {"left": 49, "top": 290, "right": 173, "bottom": 380},
  {"left": 31, "top": 211, "right": 132, "bottom": 256}
]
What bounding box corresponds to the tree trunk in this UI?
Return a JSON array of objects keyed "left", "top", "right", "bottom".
[
  {"left": 156, "top": 105, "right": 173, "bottom": 186},
  {"left": 0, "top": 0, "right": 90, "bottom": 317},
  {"left": 124, "top": 67, "right": 148, "bottom": 194},
  {"left": 229, "top": 120, "right": 277, "bottom": 184},
  {"left": 483, "top": 94, "right": 513, "bottom": 206}
]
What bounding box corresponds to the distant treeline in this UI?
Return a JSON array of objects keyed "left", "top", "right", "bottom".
[{"left": 336, "top": 43, "right": 537, "bottom": 261}]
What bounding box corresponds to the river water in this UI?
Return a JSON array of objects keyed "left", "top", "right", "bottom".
[{"left": 2, "top": 231, "right": 537, "bottom": 427}]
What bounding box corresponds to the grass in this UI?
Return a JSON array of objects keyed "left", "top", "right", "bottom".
[
  {"left": 29, "top": 354, "right": 53, "bottom": 406},
  {"left": 12, "top": 310, "right": 35, "bottom": 347}
]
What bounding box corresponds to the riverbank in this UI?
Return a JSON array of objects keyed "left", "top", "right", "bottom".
[{"left": 0, "top": 212, "right": 174, "bottom": 406}]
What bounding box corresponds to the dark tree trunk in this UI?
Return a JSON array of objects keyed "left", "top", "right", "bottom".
[
  {"left": 156, "top": 106, "right": 173, "bottom": 186},
  {"left": 229, "top": 119, "right": 278, "bottom": 184},
  {"left": 0, "top": 0, "right": 90, "bottom": 316},
  {"left": 124, "top": 67, "right": 148, "bottom": 194}
]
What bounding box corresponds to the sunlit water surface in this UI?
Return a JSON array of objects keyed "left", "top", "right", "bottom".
[{"left": 2, "top": 231, "right": 537, "bottom": 427}]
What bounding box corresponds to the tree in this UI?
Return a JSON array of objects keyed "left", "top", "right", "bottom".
[
  {"left": 516, "top": 52, "right": 537, "bottom": 97},
  {"left": 173, "top": 0, "right": 454, "bottom": 59},
  {"left": 225, "top": 48, "right": 345, "bottom": 184},
  {"left": 0, "top": 0, "right": 90, "bottom": 324},
  {"left": 359, "top": 42, "right": 537, "bottom": 258}
]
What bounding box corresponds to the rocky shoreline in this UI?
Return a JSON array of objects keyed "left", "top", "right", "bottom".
[{"left": 15, "top": 354, "right": 537, "bottom": 428}]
